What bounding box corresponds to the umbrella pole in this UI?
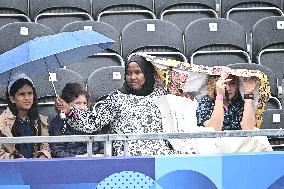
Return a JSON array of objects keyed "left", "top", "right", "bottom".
[{"left": 49, "top": 71, "right": 67, "bottom": 132}]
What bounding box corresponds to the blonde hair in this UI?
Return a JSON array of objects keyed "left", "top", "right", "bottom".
[{"left": 206, "top": 75, "right": 220, "bottom": 99}]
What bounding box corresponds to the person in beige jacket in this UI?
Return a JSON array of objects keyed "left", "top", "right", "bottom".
[{"left": 0, "top": 72, "right": 51, "bottom": 159}]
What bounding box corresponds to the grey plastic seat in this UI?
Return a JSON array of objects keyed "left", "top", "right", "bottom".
[
  {"left": 30, "top": 0, "right": 93, "bottom": 33},
  {"left": 33, "top": 68, "right": 84, "bottom": 120},
  {"left": 0, "top": 0, "right": 30, "bottom": 27},
  {"left": 121, "top": 19, "right": 186, "bottom": 62},
  {"left": 59, "top": 21, "right": 124, "bottom": 82},
  {"left": 0, "top": 83, "right": 7, "bottom": 114},
  {"left": 262, "top": 109, "right": 284, "bottom": 129},
  {"left": 0, "top": 22, "right": 54, "bottom": 54},
  {"left": 222, "top": 0, "right": 283, "bottom": 48},
  {"left": 87, "top": 66, "right": 125, "bottom": 103},
  {"left": 92, "top": 0, "right": 155, "bottom": 33},
  {"left": 31, "top": 68, "right": 84, "bottom": 99},
  {"left": 252, "top": 16, "right": 284, "bottom": 99},
  {"left": 262, "top": 102, "right": 284, "bottom": 151},
  {"left": 184, "top": 18, "right": 250, "bottom": 66},
  {"left": 155, "top": 0, "right": 218, "bottom": 31},
  {"left": 265, "top": 96, "right": 282, "bottom": 110}
]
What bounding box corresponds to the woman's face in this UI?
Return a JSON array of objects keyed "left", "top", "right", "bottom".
[
  {"left": 69, "top": 95, "right": 88, "bottom": 111},
  {"left": 225, "top": 76, "right": 238, "bottom": 100},
  {"left": 9, "top": 84, "right": 34, "bottom": 112},
  {"left": 126, "top": 62, "right": 145, "bottom": 91}
]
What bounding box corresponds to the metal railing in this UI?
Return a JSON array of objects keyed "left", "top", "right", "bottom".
[{"left": 1, "top": 129, "right": 284, "bottom": 157}]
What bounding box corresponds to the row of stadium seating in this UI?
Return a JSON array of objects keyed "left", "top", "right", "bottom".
[
  {"left": 0, "top": 0, "right": 283, "bottom": 33},
  {"left": 0, "top": 17, "right": 283, "bottom": 96}
]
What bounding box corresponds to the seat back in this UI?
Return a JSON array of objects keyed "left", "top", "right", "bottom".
[
  {"left": 30, "top": 0, "right": 92, "bottom": 33},
  {"left": 0, "top": 22, "right": 54, "bottom": 54},
  {"left": 252, "top": 16, "right": 284, "bottom": 61},
  {"left": 60, "top": 21, "right": 124, "bottom": 82},
  {"left": 155, "top": 0, "right": 218, "bottom": 30},
  {"left": 184, "top": 18, "right": 249, "bottom": 66},
  {"left": 122, "top": 19, "right": 185, "bottom": 61},
  {"left": 31, "top": 68, "right": 84, "bottom": 99},
  {"left": 262, "top": 109, "right": 284, "bottom": 129},
  {"left": 0, "top": 83, "right": 7, "bottom": 114},
  {"left": 87, "top": 66, "right": 125, "bottom": 103},
  {"left": 60, "top": 21, "right": 120, "bottom": 54},
  {"left": 92, "top": 0, "right": 155, "bottom": 33},
  {"left": 265, "top": 96, "right": 282, "bottom": 110},
  {"left": 222, "top": 0, "right": 283, "bottom": 46},
  {"left": 252, "top": 16, "right": 284, "bottom": 89},
  {"left": 0, "top": 0, "right": 30, "bottom": 27},
  {"left": 30, "top": 0, "right": 91, "bottom": 19}
]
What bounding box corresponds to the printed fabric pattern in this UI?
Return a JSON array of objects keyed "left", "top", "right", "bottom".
[
  {"left": 66, "top": 87, "right": 195, "bottom": 156},
  {"left": 196, "top": 95, "right": 244, "bottom": 130}
]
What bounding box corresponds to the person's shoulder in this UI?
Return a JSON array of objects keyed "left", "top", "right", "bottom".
[
  {"left": 0, "top": 107, "right": 15, "bottom": 120},
  {"left": 152, "top": 86, "right": 167, "bottom": 96}
]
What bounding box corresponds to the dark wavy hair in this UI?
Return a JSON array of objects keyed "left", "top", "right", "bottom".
[{"left": 61, "top": 83, "right": 90, "bottom": 105}]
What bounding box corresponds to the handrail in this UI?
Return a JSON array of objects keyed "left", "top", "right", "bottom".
[{"left": 1, "top": 129, "right": 283, "bottom": 156}]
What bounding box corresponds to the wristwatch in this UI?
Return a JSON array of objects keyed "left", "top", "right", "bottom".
[{"left": 244, "top": 93, "right": 254, "bottom": 100}]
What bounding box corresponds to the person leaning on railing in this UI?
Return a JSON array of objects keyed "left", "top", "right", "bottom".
[
  {"left": 0, "top": 72, "right": 51, "bottom": 159},
  {"left": 56, "top": 54, "right": 197, "bottom": 156}
]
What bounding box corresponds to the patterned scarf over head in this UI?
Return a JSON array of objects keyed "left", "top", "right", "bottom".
[
  {"left": 141, "top": 54, "right": 271, "bottom": 128},
  {"left": 120, "top": 54, "right": 155, "bottom": 96}
]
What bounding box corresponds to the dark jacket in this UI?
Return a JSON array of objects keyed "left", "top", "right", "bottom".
[{"left": 49, "top": 115, "right": 104, "bottom": 158}]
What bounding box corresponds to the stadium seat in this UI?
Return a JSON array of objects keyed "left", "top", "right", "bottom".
[
  {"left": 262, "top": 108, "right": 284, "bottom": 151},
  {"left": 0, "top": 0, "right": 30, "bottom": 28},
  {"left": 32, "top": 68, "right": 85, "bottom": 120},
  {"left": 92, "top": 0, "right": 156, "bottom": 33},
  {"left": 121, "top": 19, "right": 186, "bottom": 61},
  {"left": 0, "top": 22, "right": 54, "bottom": 54},
  {"left": 252, "top": 16, "right": 284, "bottom": 99},
  {"left": 221, "top": 0, "right": 284, "bottom": 51},
  {"left": 87, "top": 66, "right": 125, "bottom": 103},
  {"left": 0, "top": 83, "right": 7, "bottom": 114},
  {"left": 155, "top": 0, "right": 218, "bottom": 30},
  {"left": 30, "top": 0, "right": 93, "bottom": 33},
  {"left": 184, "top": 18, "right": 250, "bottom": 66},
  {"left": 262, "top": 109, "right": 284, "bottom": 129},
  {"left": 59, "top": 21, "right": 124, "bottom": 82},
  {"left": 265, "top": 96, "right": 282, "bottom": 110}
]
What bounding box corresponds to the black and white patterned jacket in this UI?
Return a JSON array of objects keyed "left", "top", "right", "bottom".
[{"left": 66, "top": 87, "right": 183, "bottom": 156}]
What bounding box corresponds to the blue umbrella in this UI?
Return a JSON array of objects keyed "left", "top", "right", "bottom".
[
  {"left": 0, "top": 29, "right": 114, "bottom": 86},
  {"left": 0, "top": 29, "right": 114, "bottom": 122}
]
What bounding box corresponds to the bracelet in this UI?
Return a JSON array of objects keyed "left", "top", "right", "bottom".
[
  {"left": 244, "top": 93, "right": 254, "bottom": 100},
  {"left": 215, "top": 95, "right": 223, "bottom": 100}
]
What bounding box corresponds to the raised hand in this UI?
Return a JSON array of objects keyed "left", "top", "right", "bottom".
[
  {"left": 242, "top": 76, "right": 259, "bottom": 94},
  {"left": 215, "top": 74, "right": 232, "bottom": 96},
  {"left": 55, "top": 97, "right": 71, "bottom": 114}
]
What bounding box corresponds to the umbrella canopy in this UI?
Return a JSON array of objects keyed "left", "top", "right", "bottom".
[{"left": 0, "top": 29, "right": 114, "bottom": 83}]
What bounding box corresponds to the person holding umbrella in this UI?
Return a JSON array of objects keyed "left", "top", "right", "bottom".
[
  {"left": 0, "top": 72, "right": 51, "bottom": 159},
  {"left": 55, "top": 54, "right": 197, "bottom": 156},
  {"left": 49, "top": 83, "right": 104, "bottom": 158}
]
